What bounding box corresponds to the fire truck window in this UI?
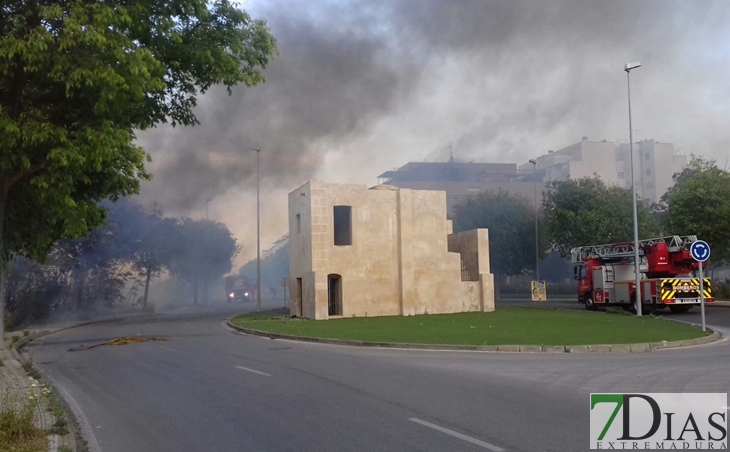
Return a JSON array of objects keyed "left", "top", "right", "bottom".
[
  {"left": 580, "top": 266, "right": 588, "bottom": 279},
  {"left": 333, "top": 206, "right": 352, "bottom": 246}
]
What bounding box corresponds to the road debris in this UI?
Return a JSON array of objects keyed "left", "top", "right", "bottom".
[{"left": 68, "top": 337, "right": 169, "bottom": 352}]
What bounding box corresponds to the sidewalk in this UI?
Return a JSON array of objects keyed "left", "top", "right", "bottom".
[{"left": 1, "top": 332, "right": 74, "bottom": 452}]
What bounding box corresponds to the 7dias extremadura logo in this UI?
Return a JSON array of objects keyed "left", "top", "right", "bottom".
[{"left": 590, "top": 393, "right": 727, "bottom": 450}]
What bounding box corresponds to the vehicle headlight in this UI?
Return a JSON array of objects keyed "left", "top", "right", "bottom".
[
  {"left": 229, "top": 293, "right": 235, "bottom": 298},
  {"left": 244, "top": 292, "right": 249, "bottom": 296}
]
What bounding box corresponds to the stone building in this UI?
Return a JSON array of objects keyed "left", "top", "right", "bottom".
[{"left": 288, "top": 181, "right": 495, "bottom": 320}]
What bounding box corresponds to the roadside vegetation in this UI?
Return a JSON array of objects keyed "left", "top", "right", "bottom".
[
  {"left": 232, "top": 308, "right": 707, "bottom": 346},
  {"left": 0, "top": 393, "right": 48, "bottom": 452}
]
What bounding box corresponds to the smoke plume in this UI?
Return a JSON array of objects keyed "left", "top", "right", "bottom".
[{"left": 136, "top": 0, "right": 730, "bottom": 263}]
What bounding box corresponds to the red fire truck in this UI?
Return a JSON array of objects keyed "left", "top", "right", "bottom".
[{"left": 571, "top": 235, "right": 713, "bottom": 313}]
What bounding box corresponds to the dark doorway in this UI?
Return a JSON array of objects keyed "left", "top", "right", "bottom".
[
  {"left": 296, "top": 278, "right": 303, "bottom": 317},
  {"left": 328, "top": 274, "right": 342, "bottom": 316}
]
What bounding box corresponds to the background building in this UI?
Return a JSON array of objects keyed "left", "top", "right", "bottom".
[
  {"left": 518, "top": 136, "right": 618, "bottom": 186},
  {"left": 520, "top": 137, "right": 686, "bottom": 204},
  {"left": 377, "top": 161, "right": 543, "bottom": 215},
  {"left": 615, "top": 139, "right": 686, "bottom": 203}
]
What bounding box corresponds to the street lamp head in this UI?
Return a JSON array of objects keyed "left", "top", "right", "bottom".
[
  {"left": 249, "top": 147, "right": 260, "bottom": 153},
  {"left": 624, "top": 62, "right": 642, "bottom": 72},
  {"left": 528, "top": 159, "right": 537, "bottom": 165}
]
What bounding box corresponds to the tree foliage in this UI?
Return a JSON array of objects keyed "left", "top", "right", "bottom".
[
  {"left": 169, "top": 219, "right": 239, "bottom": 304},
  {"left": 452, "top": 190, "right": 545, "bottom": 277},
  {"left": 0, "top": 0, "right": 276, "bottom": 262},
  {"left": 660, "top": 156, "right": 730, "bottom": 266},
  {"left": 542, "top": 177, "right": 660, "bottom": 257}
]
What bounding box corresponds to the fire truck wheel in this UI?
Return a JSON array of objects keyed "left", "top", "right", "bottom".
[
  {"left": 669, "top": 305, "right": 692, "bottom": 314},
  {"left": 584, "top": 295, "right": 597, "bottom": 311}
]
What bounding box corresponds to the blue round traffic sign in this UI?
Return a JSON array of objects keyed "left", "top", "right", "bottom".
[{"left": 690, "top": 240, "right": 711, "bottom": 262}]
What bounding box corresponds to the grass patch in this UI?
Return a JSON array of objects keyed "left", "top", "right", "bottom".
[
  {"left": 231, "top": 307, "right": 708, "bottom": 346},
  {"left": 0, "top": 398, "right": 48, "bottom": 452}
]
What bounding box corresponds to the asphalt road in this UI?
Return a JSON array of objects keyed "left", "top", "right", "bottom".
[{"left": 28, "top": 302, "right": 730, "bottom": 452}]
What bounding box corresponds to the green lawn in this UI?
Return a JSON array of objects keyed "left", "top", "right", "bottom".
[{"left": 231, "top": 308, "right": 708, "bottom": 346}]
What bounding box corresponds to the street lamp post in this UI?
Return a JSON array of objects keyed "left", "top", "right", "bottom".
[
  {"left": 528, "top": 159, "right": 539, "bottom": 281},
  {"left": 250, "top": 148, "right": 261, "bottom": 312},
  {"left": 625, "top": 62, "right": 642, "bottom": 316}
]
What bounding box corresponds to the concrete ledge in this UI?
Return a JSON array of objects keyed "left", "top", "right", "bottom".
[
  {"left": 630, "top": 343, "right": 651, "bottom": 353},
  {"left": 519, "top": 345, "right": 542, "bottom": 353},
  {"left": 587, "top": 345, "right": 612, "bottom": 353},
  {"left": 226, "top": 321, "right": 723, "bottom": 354}
]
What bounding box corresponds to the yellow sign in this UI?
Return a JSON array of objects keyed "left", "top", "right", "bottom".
[{"left": 531, "top": 280, "right": 547, "bottom": 301}]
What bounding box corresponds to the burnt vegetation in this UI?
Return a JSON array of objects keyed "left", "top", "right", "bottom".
[{"left": 3, "top": 199, "right": 238, "bottom": 330}]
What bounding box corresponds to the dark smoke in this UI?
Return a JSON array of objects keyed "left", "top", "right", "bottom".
[
  {"left": 138, "top": 1, "right": 422, "bottom": 213},
  {"left": 138, "top": 0, "right": 730, "bottom": 216}
]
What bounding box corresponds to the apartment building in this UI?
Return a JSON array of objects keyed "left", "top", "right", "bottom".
[{"left": 520, "top": 137, "right": 686, "bottom": 204}]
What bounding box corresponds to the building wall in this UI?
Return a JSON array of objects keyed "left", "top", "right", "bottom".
[
  {"left": 520, "top": 138, "right": 618, "bottom": 186},
  {"left": 616, "top": 140, "right": 687, "bottom": 203},
  {"left": 288, "top": 181, "right": 495, "bottom": 319},
  {"left": 522, "top": 137, "right": 687, "bottom": 204}
]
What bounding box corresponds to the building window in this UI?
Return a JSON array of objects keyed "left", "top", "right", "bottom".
[
  {"left": 333, "top": 206, "right": 352, "bottom": 246},
  {"left": 645, "top": 153, "right": 651, "bottom": 161},
  {"left": 296, "top": 214, "right": 301, "bottom": 233},
  {"left": 646, "top": 168, "right": 651, "bottom": 176},
  {"left": 618, "top": 171, "right": 624, "bottom": 179}
]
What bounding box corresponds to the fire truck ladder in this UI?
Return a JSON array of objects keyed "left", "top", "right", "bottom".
[{"left": 570, "top": 235, "right": 698, "bottom": 263}]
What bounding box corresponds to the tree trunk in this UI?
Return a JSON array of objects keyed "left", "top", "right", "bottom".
[
  {"left": 143, "top": 269, "right": 151, "bottom": 309},
  {"left": 193, "top": 279, "right": 198, "bottom": 305},
  {"left": 76, "top": 269, "right": 85, "bottom": 312},
  {"left": 0, "top": 188, "right": 7, "bottom": 348}
]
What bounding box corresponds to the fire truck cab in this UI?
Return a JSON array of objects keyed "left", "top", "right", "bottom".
[
  {"left": 225, "top": 275, "right": 255, "bottom": 303},
  {"left": 571, "top": 236, "right": 713, "bottom": 314}
]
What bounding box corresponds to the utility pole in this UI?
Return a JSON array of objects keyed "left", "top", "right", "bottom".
[
  {"left": 625, "top": 62, "right": 642, "bottom": 316},
  {"left": 529, "top": 159, "right": 539, "bottom": 281},
  {"left": 250, "top": 148, "right": 261, "bottom": 312}
]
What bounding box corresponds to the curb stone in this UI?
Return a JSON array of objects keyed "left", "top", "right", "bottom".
[
  {"left": 519, "top": 345, "right": 542, "bottom": 353},
  {"left": 226, "top": 321, "right": 722, "bottom": 353},
  {"left": 629, "top": 343, "right": 651, "bottom": 353}
]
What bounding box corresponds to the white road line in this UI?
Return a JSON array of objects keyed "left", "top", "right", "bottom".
[
  {"left": 408, "top": 418, "right": 505, "bottom": 452},
  {"left": 235, "top": 366, "right": 272, "bottom": 377},
  {"left": 158, "top": 345, "right": 177, "bottom": 352}
]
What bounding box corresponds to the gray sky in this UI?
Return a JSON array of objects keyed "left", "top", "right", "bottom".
[{"left": 136, "top": 0, "right": 730, "bottom": 267}]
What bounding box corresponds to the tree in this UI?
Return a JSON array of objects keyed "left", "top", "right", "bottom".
[
  {"left": 169, "top": 219, "right": 239, "bottom": 304},
  {"left": 0, "top": 1, "right": 276, "bottom": 340},
  {"left": 660, "top": 156, "right": 730, "bottom": 267},
  {"left": 110, "top": 200, "right": 182, "bottom": 309},
  {"left": 542, "top": 176, "right": 660, "bottom": 257},
  {"left": 452, "top": 191, "right": 546, "bottom": 278}
]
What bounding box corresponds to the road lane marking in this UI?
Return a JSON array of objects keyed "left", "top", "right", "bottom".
[
  {"left": 158, "top": 345, "right": 177, "bottom": 352},
  {"left": 235, "top": 366, "right": 272, "bottom": 377},
  {"left": 408, "top": 418, "right": 505, "bottom": 451}
]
